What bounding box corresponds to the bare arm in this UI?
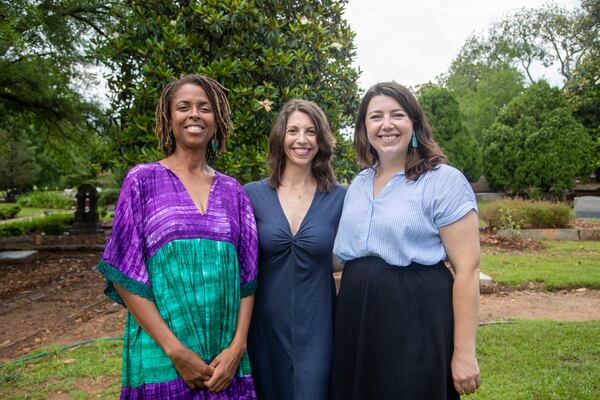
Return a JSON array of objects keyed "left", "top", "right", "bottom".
[
  {"left": 205, "top": 295, "right": 255, "bottom": 392},
  {"left": 332, "top": 255, "right": 344, "bottom": 273},
  {"left": 114, "top": 284, "right": 213, "bottom": 389},
  {"left": 439, "top": 210, "right": 481, "bottom": 395}
]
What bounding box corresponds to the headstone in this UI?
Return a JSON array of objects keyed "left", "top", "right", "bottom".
[
  {"left": 574, "top": 196, "right": 600, "bottom": 218},
  {"left": 70, "top": 184, "right": 102, "bottom": 234}
]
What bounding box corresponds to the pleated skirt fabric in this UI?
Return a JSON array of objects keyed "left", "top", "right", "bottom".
[{"left": 332, "top": 256, "right": 459, "bottom": 400}]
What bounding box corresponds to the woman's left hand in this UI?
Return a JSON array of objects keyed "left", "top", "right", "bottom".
[
  {"left": 204, "top": 345, "right": 243, "bottom": 392},
  {"left": 451, "top": 350, "right": 481, "bottom": 396}
]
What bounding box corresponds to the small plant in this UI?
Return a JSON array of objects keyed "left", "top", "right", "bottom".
[
  {"left": 17, "top": 191, "right": 74, "bottom": 209},
  {"left": 0, "top": 204, "right": 21, "bottom": 220},
  {"left": 497, "top": 205, "right": 521, "bottom": 236},
  {"left": 98, "top": 188, "right": 120, "bottom": 208}
]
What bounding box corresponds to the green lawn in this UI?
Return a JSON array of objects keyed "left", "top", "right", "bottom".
[
  {"left": 1, "top": 321, "right": 598, "bottom": 399},
  {"left": 482, "top": 241, "right": 600, "bottom": 290},
  {"left": 472, "top": 320, "right": 600, "bottom": 400},
  {"left": 0, "top": 340, "right": 121, "bottom": 399}
]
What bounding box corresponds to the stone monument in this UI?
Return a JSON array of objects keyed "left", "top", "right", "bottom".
[
  {"left": 574, "top": 196, "right": 600, "bottom": 218},
  {"left": 70, "top": 184, "right": 103, "bottom": 234}
]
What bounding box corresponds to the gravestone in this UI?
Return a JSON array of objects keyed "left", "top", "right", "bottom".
[
  {"left": 70, "top": 184, "right": 102, "bottom": 234},
  {"left": 574, "top": 196, "right": 600, "bottom": 218}
]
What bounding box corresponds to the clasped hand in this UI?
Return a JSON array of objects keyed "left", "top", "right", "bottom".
[{"left": 170, "top": 345, "right": 242, "bottom": 392}]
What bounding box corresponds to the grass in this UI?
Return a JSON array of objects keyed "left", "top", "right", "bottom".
[
  {"left": 1, "top": 321, "right": 598, "bottom": 399},
  {"left": 482, "top": 241, "right": 600, "bottom": 290},
  {"left": 0, "top": 340, "right": 121, "bottom": 399},
  {"left": 472, "top": 320, "right": 600, "bottom": 400}
]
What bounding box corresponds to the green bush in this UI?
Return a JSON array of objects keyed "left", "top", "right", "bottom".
[
  {"left": 481, "top": 199, "right": 572, "bottom": 229},
  {"left": 98, "top": 188, "right": 120, "bottom": 208},
  {"left": 0, "top": 213, "right": 74, "bottom": 237},
  {"left": 17, "top": 191, "right": 75, "bottom": 209},
  {"left": 482, "top": 81, "right": 593, "bottom": 197},
  {"left": 0, "top": 204, "right": 21, "bottom": 219}
]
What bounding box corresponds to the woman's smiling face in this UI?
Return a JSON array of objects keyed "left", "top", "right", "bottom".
[
  {"left": 169, "top": 83, "right": 216, "bottom": 152},
  {"left": 283, "top": 111, "right": 319, "bottom": 168},
  {"left": 365, "top": 95, "right": 414, "bottom": 163}
]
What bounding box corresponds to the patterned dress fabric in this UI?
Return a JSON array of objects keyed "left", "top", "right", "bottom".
[
  {"left": 244, "top": 180, "right": 346, "bottom": 400},
  {"left": 96, "top": 162, "right": 258, "bottom": 400}
]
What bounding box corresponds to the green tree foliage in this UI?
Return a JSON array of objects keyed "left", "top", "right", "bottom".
[
  {"left": 417, "top": 84, "right": 483, "bottom": 182},
  {"left": 455, "top": 3, "right": 592, "bottom": 86},
  {"left": 565, "top": 53, "right": 600, "bottom": 180},
  {"left": 0, "top": 122, "right": 39, "bottom": 201},
  {"left": 482, "top": 81, "right": 592, "bottom": 197},
  {"left": 565, "top": 0, "right": 600, "bottom": 181},
  {"left": 0, "top": 0, "right": 114, "bottom": 190},
  {"left": 444, "top": 61, "right": 524, "bottom": 141},
  {"left": 100, "top": 0, "right": 360, "bottom": 183}
]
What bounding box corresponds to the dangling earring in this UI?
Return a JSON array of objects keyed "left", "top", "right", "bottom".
[
  {"left": 411, "top": 130, "right": 418, "bottom": 148},
  {"left": 211, "top": 137, "right": 218, "bottom": 153}
]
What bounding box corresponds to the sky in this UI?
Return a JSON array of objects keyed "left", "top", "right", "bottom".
[{"left": 343, "top": 0, "right": 582, "bottom": 91}]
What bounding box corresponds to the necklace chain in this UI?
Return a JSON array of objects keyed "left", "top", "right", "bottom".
[{"left": 284, "top": 182, "right": 315, "bottom": 199}]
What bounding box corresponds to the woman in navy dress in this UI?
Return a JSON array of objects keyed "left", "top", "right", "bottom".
[
  {"left": 245, "top": 99, "right": 346, "bottom": 400},
  {"left": 332, "top": 82, "right": 481, "bottom": 399}
]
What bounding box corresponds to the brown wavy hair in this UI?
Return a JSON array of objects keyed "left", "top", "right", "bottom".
[
  {"left": 354, "top": 82, "right": 447, "bottom": 181},
  {"left": 155, "top": 74, "right": 232, "bottom": 162},
  {"left": 267, "top": 99, "right": 337, "bottom": 192}
]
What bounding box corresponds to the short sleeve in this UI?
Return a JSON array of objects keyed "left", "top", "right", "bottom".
[
  {"left": 96, "top": 169, "right": 153, "bottom": 306},
  {"left": 237, "top": 186, "right": 258, "bottom": 298},
  {"left": 431, "top": 166, "right": 478, "bottom": 228}
]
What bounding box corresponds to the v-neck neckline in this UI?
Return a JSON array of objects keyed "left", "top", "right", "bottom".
[
  {"left": 270, "top": 180, "right": 319, "bottom": 238},
  {"left": 157, "top": 161, "right": 217, "bottom": 217}
]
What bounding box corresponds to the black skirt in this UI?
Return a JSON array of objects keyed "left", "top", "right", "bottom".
[{"left": 332, "top": 256, "right": 459, "bottom": 400}]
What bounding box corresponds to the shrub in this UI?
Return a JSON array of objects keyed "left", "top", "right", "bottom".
[
  {"left": 0, "top": 213, "right": 74, "bottom": 237},
  {"left": 98, "top": 188, "right": 120, "bottom": 208},
  {"left": 0, "top": 204, "right": 21, "bottom": 220},
  {"left": 481, "top": 199, "right": 572, "bottom": 229},
  {"left": 482, "top": 81, "right": 593, "bottom": 197},
  {"left": 17, "top": 191, "right": 75, "bottom": 209}
]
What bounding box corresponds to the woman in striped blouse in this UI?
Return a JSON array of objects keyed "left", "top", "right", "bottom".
[{"left": 332, "top": 82, "right": 481, "bottom": 399}]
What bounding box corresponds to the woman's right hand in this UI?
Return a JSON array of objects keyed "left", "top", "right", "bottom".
[{"left": 169, "top": 345, "right": 215, "bottom": 389}]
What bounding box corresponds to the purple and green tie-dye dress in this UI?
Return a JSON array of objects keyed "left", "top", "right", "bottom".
[{"left": 96, "top": 162, "right": 258, "bottom": 400}]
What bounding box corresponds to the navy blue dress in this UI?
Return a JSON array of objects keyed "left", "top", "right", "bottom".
[{"left": 244, "top": 180, "right": 346, "bottom": 400}]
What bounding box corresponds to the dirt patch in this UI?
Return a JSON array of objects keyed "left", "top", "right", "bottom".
[
  {"left": 1, "top": 248, "right": 599, "bottom": 366},
  {"left": 480, "top": 288, "right": 600, "bottom": 322},
  {"left": 480, "top": 231, "right": 546, "bottom": 251},
  {"left": 0, "top": 250, "right": 125, "bottom": 363}
]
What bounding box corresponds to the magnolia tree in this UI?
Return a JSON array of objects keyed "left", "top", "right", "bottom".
[{"left": 100, "top": 0, "right": 361, "bottom": 183}]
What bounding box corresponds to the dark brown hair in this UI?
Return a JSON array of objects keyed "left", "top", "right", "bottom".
[
  {"left": 155, "top": 74, "right": 232, "bottom": 162},
  {"left": 354, "top": 82, "right": 447, "bottom": 181},
  {"left": 267, "top": 99, "right": 337, "bottom": 192}
]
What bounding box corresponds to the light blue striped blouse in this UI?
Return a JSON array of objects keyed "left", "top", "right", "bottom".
[{"left": 333, "top": 164, "right": 478, "bottom": 267}]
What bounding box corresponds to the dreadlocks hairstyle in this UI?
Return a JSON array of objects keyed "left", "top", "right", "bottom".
[
  {"left": 267, "top": 99, "right": 337, "bottom": 192},
  {"left": 354, "top": 82, "right": 448, "bottom": 181},
  {"left": 155, "top": 74, "right": 232, "bottom": 162}
]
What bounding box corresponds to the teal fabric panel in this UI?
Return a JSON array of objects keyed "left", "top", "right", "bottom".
[{"left": 122, "top": 239, "right": 252, "bottom": 387}]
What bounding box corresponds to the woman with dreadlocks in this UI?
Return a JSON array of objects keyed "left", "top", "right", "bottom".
[{"left": 97, "top": 74, "right": 258, "bottom": 399}]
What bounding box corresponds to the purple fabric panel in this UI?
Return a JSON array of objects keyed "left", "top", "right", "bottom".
[
  {"left": 219, "top": 177, "right": 258, "bottom": 288},
  {"left": 101, "top": 166, "right": 149, "bottom": 285},
  {"left": 121, "top": 376, "right": 256, "bottom": 400},
  {"left": 99, "top": 162, "right": 257, "bottom": 290},
  {"left": 145, "top": 167, "right": 237, "bottom": 258}
]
